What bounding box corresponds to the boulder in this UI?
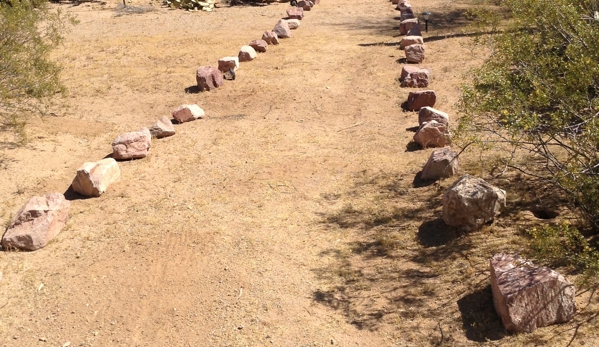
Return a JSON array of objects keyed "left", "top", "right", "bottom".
[
  {"left": 172, "top": 104, "right": 205, "bottom": 123},
  {"left": 418, "top": 107, "right": 448, "bottom": 126},
  {"left": 287, "top": 7, "right": 304, "bottom": 19},
  {"left": 490, "top": 253, "right": 576, "bottom": 333},
  {"left": 273, "top": 19, "right": 292, "bottom": 38},
  {"left": 262, "top": 31, "right": 280, "bottom": 45},
  {"left": 238, "top": 45, "right": 258, "bottom": 62},
  {"left": 112, "top": 128, "right": 152, "bottom": 160},
  {"left": 396, "top": 0, "right": 410, "bottom": 11},
  {"left": 400, "top": 35, "right": 424, "bottom": 49},
  {"left": 405, "top": 44, "right": 425, "bottom": 63},
  {"left": 399, "top": 18, "right": 419, "bottom": 35},
  {"left": 420, "top": 147, "right": 458, "bottom": 181},
  {"left": 312, "top": 0, "right": 319, "bottom": 4},
  {"left": 297, "top": 0, "right": 313, "bottom": 10},
  {"left": 407, "top": 23, "right": 422, "bottom": 36},
  {"left": 442, "top": 175, "right": 506, "bottom": 231},
  {"left": 400, "top": 7, "right": 415, "bottom": 20},
  {"left": 71, "top": 158, "right": 121, "bottom": 197},
  {"left": 286, "top": 19, "right": 301, "bottom": 30},
  {"left": 413, "top": 120, "right": 451, "bottom": 148},
  {"left": 406, "top": 90, "right": 436, "bottom": 111},
  {"left": 249, "top": 39, "right": 268, "bottom": 53},
  {"left": 1, "top": 193, "right": 70, "bottom": 251},
  {"left": 196, "top": 66, "right": 224, "bottom": 91},
  {"left": 218, "top": 57, "right": 239, "bottom": 72},
  {"left": 149, "top": 116, "right": 175, "bottom": 139},
  {"left": 400, "top": 65, "right": 431, "bottom": 88}
]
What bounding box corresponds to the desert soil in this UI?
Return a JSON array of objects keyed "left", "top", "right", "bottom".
[{"left": 1, "top": 0, "right": 598, "bottom": 345}]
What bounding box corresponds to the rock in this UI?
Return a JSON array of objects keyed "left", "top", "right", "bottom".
[
  {"left": 400, "top": 7, "right": 415, "bottom": 20},
  {"left": 396, "top": 0, "right": 410, "bottom": 11},
  {"left": 71, "top": 158, "right": 121, "bottom": 197},
  {"left": 420, "top": 147, "right": 458, "bottom": 181},
  {"left": 400, "top": 65, "right": 431, "bottom": 88},
  {"left": 418, "top": 107, "right": 448, "bottom": 126},
  {"left": 1, "top": 193, "right": 70, "bottom": 251},
  {"left": 442, "top": 175, "right": 506, "bottom": 231},
  {"left": 273, "top": 19, "right": 292, "bottom": 38},
  {"left": 286, "top": 19, "right": 300, "bottom": 30},
  {"left": 287, "top": 7, "right": 304, "bottom": 19},
  {"left": 400, "top": 35, "right": 424, "bottom": 49},
  {"left": 238, "top": 45, "right": 257, "bottom": 62},
  {"left": 112, "top": 128, "right": 151, "bottom": 160},
  {"left": 490, "top": 253, "right": 576, "bottom": 333},
  {"left": 406, "top": 90, "right": 436, "bottom": 111},
  {"left": 149, "top": 116, "right": 175, "bottom": 138},
  {"left": 413, "top": 120, "right": 451, "bottom": 148},
  {"left": 407, "top": 23, "right": 422, "bottom": 36},
  {"left": 405, "top": 44, "right": 425, "bottom": 63},
  {"left": 218, "top": 57, "right": 239, "bottom": 72},
  {"left": 297, "top": 0, "right": 313, "bottom": 10},
  {"left": 196, "top": 66, "right": 224, "bottom": 91},
  {"left": 262, "top": 31, "right": 280, "bottom": 45},
  {"left": 172, "top": 104, "right": 205, "bottom": 123},
  {"left": 391, "top": 0, "right": 399, "bottom": 3},
  {"left": 399, "top": 18, "right": 418, "bottom": 35},
  {"left": 249, "top": 39, "right": 268, "bottom": 53}
]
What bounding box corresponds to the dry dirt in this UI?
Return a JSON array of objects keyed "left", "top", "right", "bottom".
[{"left": 1, "top": 0, "right": 599, "bottom": 346}]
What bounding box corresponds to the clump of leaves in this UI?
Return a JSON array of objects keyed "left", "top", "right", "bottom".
[{"left": 164, "top": 0, "right": 214, "bottom": 11}]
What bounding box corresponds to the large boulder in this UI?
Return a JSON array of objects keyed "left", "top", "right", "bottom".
[
  {"left": 238, "top": 45, "right": 257, "bottom": 62},
  {"left": 400, "top": 7, "right": 415, "bottom": 20},
  {"left": 491, "top": 253, "right": 576, "bottom": 333},
  {"left": 262, "top": 31, "right": 280, "bottom": 45},
  {"left": 413, "top": 120, "right": 450, "bottom": 148},
  {"left": 400, "top": 65, "right": 431, "bottom": 88},
  {"left": 112, "top": 128, "right": 151, "bottom": 160},
  {"left": 273, "top": 19, "right": 292, "bottom": 38},
  {"left": 420, "top": 147, "right": 458, "bottom": 181},
  {"left": 172, "top": 104, "right": 205, "bottom": 123},
  {"left": 286, "top": 19, "right": 300, "bottom": 30},
  {"left": 1, "top": 193, "right": 70, "bottom": 251},
  {"left": 400, "top": 35, "right": 424, "bottom": 49},
  {"left": 287, "top": 7, "right": 304, "bottom": 19},
  {"left": 196, "top": 66, "right": 224, "bottom": 91},
  {"left": 218, "top": 57, "right": 239, "bottom": 72},
  {"left": 442, "top": 175, "right": 506, "bottom": 231},
  {"left": 418, "top": 107, "right": 448, "bottom": 126},
  {"left": 249, "top": 39, "right": 268, "bottom": 53},
  {"left": 405, "top": 44, "right": 425, "bottom": 63},
  {"left": 399, "top": 18, "right": 419, "bottom": 35},
  {"left": 406, "top": 90, "right": 436, "bottom": 111},
  {"left": 71, "top": 158, "right": 121, "bottom": 197},
  {"left": 149, "top": 116, "right": 175, "bottom": 139}
]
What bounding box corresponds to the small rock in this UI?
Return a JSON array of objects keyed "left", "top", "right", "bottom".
[
  {"left": 400, "top": 7, "right": 415, "bottom": 20},
  {"left": 396, "top": 0, "right": 410, "bottom": 11},
  {"left": 406, "top": 23, "right": 422, "bottom": 36},
  {"left": 39, "top": 337, "right": 46, "bottom": 342},
  {"left": 420, "top": 147, "right": 459, "bottom": 181},
  {"left": 491, "top": 253, "right": 576, "bottom": 333},
  {"left": 71, "top": 158, "right": 121, "bottom": 197},
  {"left": 112, "top": 128, "right": 152, "bottom": 160},
  {"left": 406, "top": 90, "right": 436, "bottom": 111},
  {"left": 399, "top": 65, "right": 431, "bottom": 88},
  {"left": 405, "top": 43, "right": 425, "bottom": 63},
  {"left": 149, "top": 116, "right": 175, "bottom": 139},
  {"left": 63, "top": 342, "right": 71, "bottom": 347},
  {"left": 286, "top": 7, "right": 304, "bottom": 20},
  {"left": 286, "top": 19, "right": 300, "bottom": 30},
  {"left": 172, "top": 104, "right": 205, "bottom": 123},
  {"left": 413, "top": 120, "right": 451, "bottom": 148},
  {"left": 297, "top": 0, "right": 313, "bottom": 10},
  {"left": 442, "top": 175, "right": 506, "bottom": 231},
  {"left": 238, "top": 45, "right": 258, "bottom": 62},
  {"left": 1, "top": 193, "right": 70, "bottom": 251},
  {"left": 218, "top": 57, "right": 239, "bottom": 72},
  {"left": 400, "top": 35, "right": 424, "bottom": 49},
  {"left": 399, "top": 18, "right": 418, "bottom": 35},
  {"left": 418, "top": 106, "right": 448, "bottom": 126},
  {"left": 273, "top": 19, "right": 292, "bottom": 38},
  {"left": 249, "top": 39, "right": 268, "bottom": 53},
  {"left": 262, "top": 31, "right": 280, "bottom": 45},
  {"left": 196, "top": 66, "right": 224, "bottom": 91}
]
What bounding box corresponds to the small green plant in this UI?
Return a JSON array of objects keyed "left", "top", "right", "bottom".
[{"left": 164, "top": 0, "right": 214, "bottom": 11}]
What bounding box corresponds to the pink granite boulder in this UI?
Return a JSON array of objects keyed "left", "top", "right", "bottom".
[
  {"left": 71, "top": 158, "right": 121, "bottom": 197},
  {"left": 262, "top": 31, "right": 280, "bottom": 45},
  {"left": 273, "top": 19, "right": 292, "bottom": 38},
  {"left": 286, "top": 19, "right": 300, "bottom": 30},
  {"left": 196, "top": 66, "right": 224, "bottom": 91},
  {"left": 297, "top": 0, "right": 313, "bottom": 10},
  {"left": 218, "top": 57, "right": 239, "bottom": 72},
  {"left": 405, "top": 44, "right": 425, "bottom": 63},
  {"left": 400, "top": 7, "right": 415, "bottom": 20},
  {"left": 413, "top": 120, "right": 450, "bottom": 148},
  {"left": 1, "top": 193, "right": 70, "bottom": 251},
  {"left": 287, "top": 7, "right": 304, "bottom": 19},
  {"left": 149, "top": 116, "right": 175, "bottom": 138},
  {"left": 407, "top": 90, "right": 436, "bottom": 111},
  {"left": 249, "top": 39, "right": 268, "bottom": 53},
  {"left": 400, "top": 35, "right": 424, "bottom": 49},
  {"left": 112, "top": 128, "right": 152, "bottom": 160},
  {"left": 400, "top": 65, "right": 431, "bottom": 88},
  {"left": 491, "top": 254, "right": 576, "bottom": 333},
  {"left": 418, "top": 107, "right": 448, "bottom": 126},
  {"left": 420, "top": 146, "right": 458, "bottom": 181},
  {"left": 400, "top": 18, "right": 419, "bottom": 35},
  {"left": 172, "top": 104, "right": 205, "bottom": 123},
  {"left": 239, "top": 45, "right": 258, "bottom": 62}
]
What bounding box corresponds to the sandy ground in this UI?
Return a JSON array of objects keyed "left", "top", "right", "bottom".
[{"left": 1, "top": 0, "right": 598, "bottom": 346}]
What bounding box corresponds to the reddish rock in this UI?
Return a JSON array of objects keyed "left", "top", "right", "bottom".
[
  {"left": 400, "top": 35, "right": 424, "bottom": 49},
  {"left": 399, "top": 18, "right": 418, "bottom": 35},
  {"left": 442, "top": 175, "right": 505, "bottom": 231},
  {"left": 400, "top": 7, "right": 415, "bottom": 20},
  {"left": 400, "top": 65, "right": 431, "bottom": 88},
  {"left": 172, "top": 104, "right": 205, "bottom": 123},
  {"left": 418, "top": 107, "right": 448, "bottom": 126},
  {"left": 196, "top": 66, "right": 224, "bottom": 91},
  {"left": 391, "top": 0, "right": 400, "bottom": 4},
  {"left": 396, "top": 0, "right": 410, "bottom": 11},
  {"left": 249, "top": 40, "right": 268, "bottom": 53},
  {"left": 286, "top": 19, "right": 300, "bottom": 30},
  {"left": 420, "top": 147, "right": 458, "bottom": 181},
  {"left": 239, "top": 45, "right": 257, "bottom": 62},
  {"left": 287, "top": 7, "right": 304, "bottom": 19},
  {"left": 273, "top": 19, "right": 292, "bottom": 39},
  {"left": 149, "top": 116, "right": 175, "bottom": 138},
  {"left": 407, "top": 23, "right": 422, "bottom": 36},
  {"left": 407, "top": 90, "right": 436, "bottom": 111},
  {"left": 262, "top": 31, "right": 280, "bottom": 45},
  {"left": 218, "top": 57, "right": 239, "bottom": 72},
  {"left": 405, "top": 44, "right": 425, "bottom": 63},
  {"left": 413, "top": 120, "right": 450, "bottom": 148},
  {"left": 491, "top": 254, "right": 576, "bottom": 333},
  {"left": 112, "top": 128, "right": 151, "bottom": 160},
  {"left": 297, "top": 0, "right": 313, "bottom": 10},
  {"left": 313, "top": 0, "right": 319, "bottom": 4},
  {"left": 71, "top": 158, "right": 121, "bottom": 197},
  {"left": 1, "top": 193, "right": 70, "bottom": 251}
]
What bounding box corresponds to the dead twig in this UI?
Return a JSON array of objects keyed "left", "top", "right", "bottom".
[{"left": 337, "top": 122, "right": 364, "bottom": 132}]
